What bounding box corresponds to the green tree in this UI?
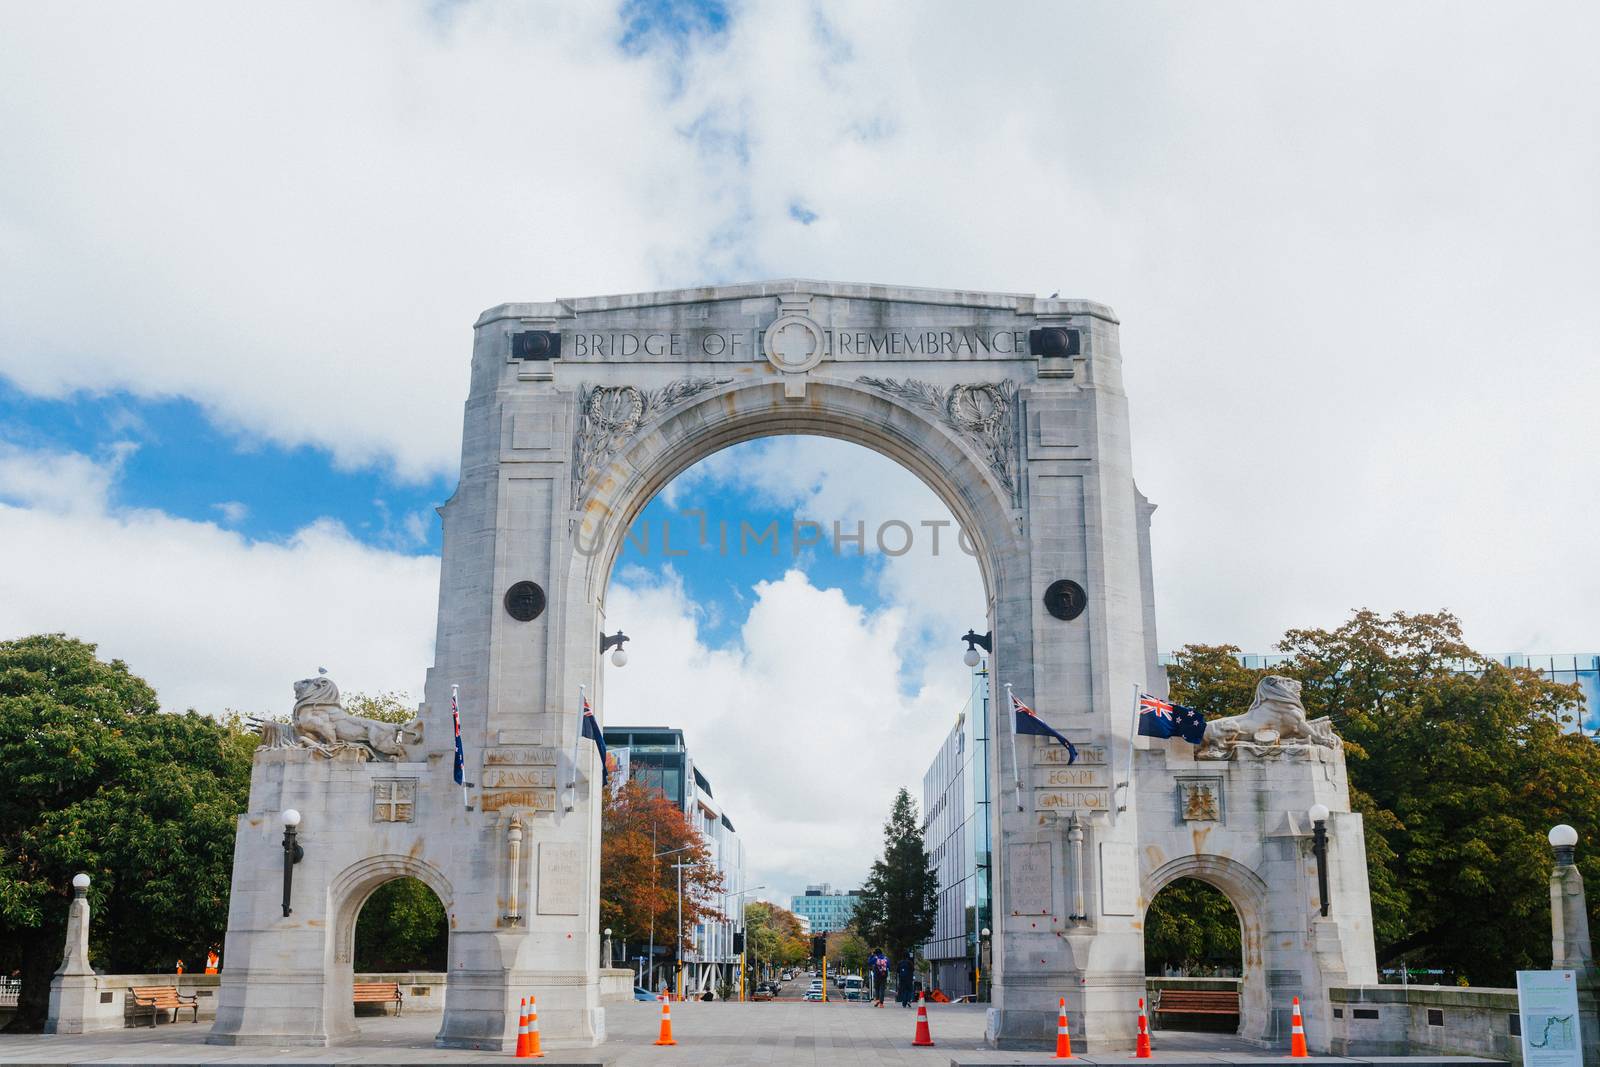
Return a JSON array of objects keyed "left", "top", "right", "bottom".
[
  {"left": 1168, "top": 610, "right": 1599, "bottom": 984},
  {"left": 1143, "top": 878, "right": 1241, "bottom": 975},
  {"left": 744, "top": 901, "right": 806, "bottom": 977},
  {"left": 853, "top": 788, "right": 940, "bottom": 958},
  {"left": 0, "top": 635, "right": 256, "bottom": 1031},
  {"left": 343, "top": 690, "right": 418, "bottom": 724},
  {"left": 353, "top": 877, "right": 448, "bottom": 971}
]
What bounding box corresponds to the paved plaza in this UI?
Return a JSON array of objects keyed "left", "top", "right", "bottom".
[{"left": 0, "top": 1002, "right": 1502, "bottom": 1066}]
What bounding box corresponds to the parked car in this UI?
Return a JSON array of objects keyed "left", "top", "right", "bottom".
[{"left": 633, "top": 987, "right": 656, "bottom": 1001}]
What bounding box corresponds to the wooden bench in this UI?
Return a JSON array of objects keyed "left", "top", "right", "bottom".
[
  {"left": 353, "top": 981, "right": 404, "bottom": 1016},
  {"left": 125, "top": 986, "right": 198, "bottom": 1027},
  {"left": 1154, "top": 989, "right": 1240, "bottom": 1020}
]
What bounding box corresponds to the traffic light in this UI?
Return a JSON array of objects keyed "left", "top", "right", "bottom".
[
  {"left": 812, "top": 933, "right": 827, "bottom": 960},
  {"left": 733, "top": 930, "right": 745, "bottom": 954}
]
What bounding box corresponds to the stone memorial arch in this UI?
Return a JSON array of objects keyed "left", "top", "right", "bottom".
[{"left": 209, "top": 280, "right": 1376, "bottom": 1051}]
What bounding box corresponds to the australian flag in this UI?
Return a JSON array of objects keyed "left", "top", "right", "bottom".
[
  {"left": 1138, "top": 693, "right": 1207, "bottom": 744},
  {"left": 450, "top": 688, "right": 465, "bottom": 785},
  {"left": 581, "top": 696, "right": 609, "bottom": 786},
  {"left": 1012, "top": 693, "right": 1078, "bottom": 764}
]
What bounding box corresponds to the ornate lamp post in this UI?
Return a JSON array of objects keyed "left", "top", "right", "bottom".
[
  {"left": 961, "top": 629, "right": 992, "bottom": 668},
  {"left": 280, "top": 809, "right": 304, "bottom": 918},
  {"left": 601, "top": 631, "right": 630, "bottom": 667},
  {"left": 1308, "top": 803, "right": 1330, "bottom": 917}
]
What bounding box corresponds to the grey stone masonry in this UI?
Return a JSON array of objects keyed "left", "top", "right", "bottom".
[{"left": 206, "top": 280, "right": 1376, "bottom": 1053}]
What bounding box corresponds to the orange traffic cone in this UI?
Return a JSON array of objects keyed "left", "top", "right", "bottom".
[
  {"left": 514, "top": 996, "right": 529, "bottom": 1057},
  {"left": 1055, "top": 997, "right": 1074, "bottom": 1059},
  {"left": 524, "top": 995, "right": 545, "bottom": 1058},
  {"left": 654, "top": 994, "right": 677, "bottom": 1046},
  {"left": 1135, "top": 997, "right": 1151, "bottom": 1058},
  {"left": 912, "top": 991, "right": 935, "bottom": 1047},
  {"left": 1289, "top": 995, "right": 1308, "bottom": 1058}
]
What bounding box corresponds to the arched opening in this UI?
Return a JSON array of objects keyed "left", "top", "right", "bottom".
[
  {"left": 1143, "top": 877, "right": 1243, "bottom": 1033},
  {"left": 595, "top": 429, "right": 991, "bottom": 1001},
  {"left": 354, "top": 876, "right": 449, "bottom": 974},
  {"left": 326, "top": 856, "right": 454, "bottom": 1036}
]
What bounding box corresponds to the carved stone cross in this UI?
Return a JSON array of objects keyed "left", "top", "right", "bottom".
[
  {"left": 769, "top": 321, "right": 817, "bottom": 367},
  {"left": 372, "top": 779, "right": 415, "bottom": 823}
]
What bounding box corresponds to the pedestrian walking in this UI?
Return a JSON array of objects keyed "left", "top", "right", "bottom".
[
  {"left": 895, "top": 951, "right": 915, "bottom": 1008},
  {"left": 868, "top": 948, "right": 889, "bottom": 1007}
]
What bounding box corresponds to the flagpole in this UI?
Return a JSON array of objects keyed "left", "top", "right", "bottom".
[
  {"left": 453, "top": 684, "right": 468, "bottom": 811},
  {"left": 572, "top": 682, "right": 587, "bottom": 801},
  {"left": 1004, "top": 682, "right": 1024, "bottom": 812},
  {"left": 1119, "top": 683, "right": 1140, "bottom": 818}
]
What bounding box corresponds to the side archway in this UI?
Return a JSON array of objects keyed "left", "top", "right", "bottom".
[
  {"left": 326, "top": 854, "right": 456, "bottom": 1041},
  {"left": 1143, "top": 855, "right": 1270, "bottom": 1046}
]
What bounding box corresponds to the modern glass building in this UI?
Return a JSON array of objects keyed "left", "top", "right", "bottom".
[
  {"left": 919, "top": 662, "right": 992, "bottom": 999},
  {"left": 790, "top": 885, "right": 862, "bottom": 933},
  {"left": 1160, "top": 652, "right": 1600, "bottom": 734},
  {"left": 602, "top": 726, "right": 748, "bottom": 995}
]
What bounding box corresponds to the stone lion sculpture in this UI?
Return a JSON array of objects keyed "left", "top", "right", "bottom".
[
  {"left": 290, "top": 675, "right": 423, "bottom": 761},
  {"left": 1195, "top": 675, "right": 1339, "bottom": 759}
]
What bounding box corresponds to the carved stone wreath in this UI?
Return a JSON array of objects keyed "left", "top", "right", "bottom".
[
  {"left": 856, "top": 377, "right": 1019, "bottom": 500},
  {"left": 570, "top": 378, "right": 733, "bottom": 507}
]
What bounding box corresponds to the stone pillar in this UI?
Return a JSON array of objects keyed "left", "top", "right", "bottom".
[
  {"left": 1548, "top": 825, "right": 1600, "bottom": 1065},
  {"left": 44, "top": 874, "right": 96, "bottom": 1034}
]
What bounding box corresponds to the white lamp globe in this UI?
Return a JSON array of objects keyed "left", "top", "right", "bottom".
[
  {"left": 604, "top": 928, "right": 612, "bottom": 937},
  {"left": 963, "top": 647, "right": 981, "bottom": 668},
  {"left": 981, "top": 927, "right": 990, "bottom": 938},
  {"left": 72, "top": 873, "right": 91, "bottom": 890},
  {"left": 1550, "top": 824, "right": 1579, "bottom": 848},
  {"left": 611, "top": 648, "right": 628, "bottom": 668},
  {"left": 282, "top": 808, "right": 302, "bottom": 828},
  {"left": 1308, "top": 803, "right": 1331, "bottom": 824}
]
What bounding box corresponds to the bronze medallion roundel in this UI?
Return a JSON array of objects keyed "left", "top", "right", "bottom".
[
  {"left": 503, "top": 581, "right": 546, "bottom": 622},
  {"left": 1043, "top": 579, "right": 1087, "bottom": 621}
]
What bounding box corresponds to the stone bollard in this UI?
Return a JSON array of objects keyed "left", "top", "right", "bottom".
[
  {"left": 44, "top": 874, "right": 97, "bottom": 1034},
  {"left": 1548, "top": 825, "right": 1600, "bottom": 1065}
]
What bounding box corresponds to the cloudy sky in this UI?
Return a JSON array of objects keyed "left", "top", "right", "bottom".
[{"left": 1, "top": 2, "right": 1596, "bottom": 903}]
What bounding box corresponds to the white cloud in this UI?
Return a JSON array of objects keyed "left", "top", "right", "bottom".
[
  {"left": 212, "top": 500, "right": 249, "bottom": 525},
  {"left": 0, "top": 3, "right": 1595, "bottom": 700},
  {"left": 0, "top": 440, "right": 134, "bottom": 514},
  {"left": 669, "top": 437, "right": 988, "bottom": 671},
  {"left": 603, "top": 566, "right": 973, "bottom": 902},
  {"left": 0, "top": 445, "right": 437, "bottom": 715}
]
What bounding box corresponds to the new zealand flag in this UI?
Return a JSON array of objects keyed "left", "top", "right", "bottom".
[{"left": 1138, "top": 693, "right": 1207, "bottom": 744}]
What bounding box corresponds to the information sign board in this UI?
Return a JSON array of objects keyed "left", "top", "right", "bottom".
[{"left": 1516, "top": 970, "right": 1582, "bottom": 1067}]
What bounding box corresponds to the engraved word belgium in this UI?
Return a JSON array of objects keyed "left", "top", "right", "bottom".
[{"left": 209, "top": 281, "right": 1377, "bottom": 1052}]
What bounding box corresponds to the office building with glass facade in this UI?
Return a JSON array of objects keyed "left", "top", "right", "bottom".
[
  {"left": 602, "top": 726, "right": 748, "bottom": 995},
  {"left": 919, "top": 662, "right": 993, "bottom": 999},
  {"left": 790, "top": 885, "right": 862, "bottom": 933}
]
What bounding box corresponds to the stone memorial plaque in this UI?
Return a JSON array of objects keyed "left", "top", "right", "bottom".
[
  {"left": 1035, "top": 744, "right": 1107, "bottom": 765},
  {"left": 481, "top": 767, "right": 557, "bottom": 789},
  {"left": 537, "top": 842, "right": 583, "bottom": 915},
  {"left": 483, "top": 746, "right": 562, "bottom": 767},
  {"left": 371, "top": 779, "right": 416, "bottom": 823},
  {"left": 480, "top": 788, "right": 558, "bottom": 813},
  {"left": 1035, "top": 788, "right": 1111, "bottom": 812},
  {"left": 1099, "top": 841, "right": 1137, "bottom": 916},
  {"left": 1007, "top": 841, "right": 1054, "bottom": 916},
  {"left": 1036, "top": 765, "right": 1109, "bottom": 789}
]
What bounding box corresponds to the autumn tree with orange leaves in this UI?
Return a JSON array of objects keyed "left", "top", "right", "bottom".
[{"left": 600, "top": 777, "right": 725, "bottom": 965}]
